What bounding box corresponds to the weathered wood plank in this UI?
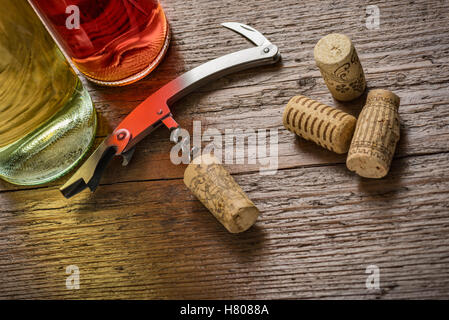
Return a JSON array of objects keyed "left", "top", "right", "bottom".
[{"left": 0, "top": 152, "right": 448, "bottom": 299}]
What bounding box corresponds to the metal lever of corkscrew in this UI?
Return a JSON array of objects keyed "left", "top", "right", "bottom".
[{"left": 60, "top": 22, "right": 281, "bottom": 198}]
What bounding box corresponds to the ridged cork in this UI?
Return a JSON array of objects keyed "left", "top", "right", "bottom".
[
  {"left": 346, "top": 89, "right": 400, "bottom": 178},
  {"left": 314, "top": 33, "right": 366, "bottom": 101},
  {"left": 184, "top": 154, "right": 259, "bottom": 233},
  {"left": 283, "top": 95, "right": 357, "bottom": 154}
]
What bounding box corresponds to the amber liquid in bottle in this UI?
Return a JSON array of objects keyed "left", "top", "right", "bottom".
[{"left": 0, "top": 0, "right": 96, "bottom": 185}]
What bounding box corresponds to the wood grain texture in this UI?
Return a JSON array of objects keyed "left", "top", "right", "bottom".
[{"left": 1, "top": 0, "right": 449, "bottom": 299}]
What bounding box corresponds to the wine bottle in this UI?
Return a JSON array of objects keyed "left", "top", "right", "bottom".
[{"left": 0, "top": 0, "right": 97, "bottom": 185}]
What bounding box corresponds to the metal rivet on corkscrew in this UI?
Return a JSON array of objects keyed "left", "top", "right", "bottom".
[{"left": 115, "top": 129, "right": 130, "bottom": 141}]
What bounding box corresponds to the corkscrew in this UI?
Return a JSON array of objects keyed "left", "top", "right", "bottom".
[{"left": 60, "top": 22, "right": 281, "bottom": 198}]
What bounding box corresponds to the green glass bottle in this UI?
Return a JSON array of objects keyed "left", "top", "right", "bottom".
[{"left": 0, "top": 0, "right": 97, "bottom": 185}]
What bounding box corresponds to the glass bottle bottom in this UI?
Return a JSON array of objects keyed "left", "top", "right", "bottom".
[
  {"left": 82, "top": 26, "right": 171, "bottom": 87},
  {"left": 0, "top": 81, "right": 97, "bottom": 186}
]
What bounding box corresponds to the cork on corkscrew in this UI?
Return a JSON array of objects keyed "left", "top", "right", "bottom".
[
  {"left": 184, "top": 153, "right": 260, "bottom": 233},
  {"left": 314, "top": 33, "right": 366, "bottom": 101},
  {"left": 346, "top": 89, "right": 401, "bottom": 178},
  {"left": 283, "top": 95, "right": 357, "bottom": 154}
]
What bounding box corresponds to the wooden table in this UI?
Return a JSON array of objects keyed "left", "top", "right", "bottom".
[{"left": 1, "top": 0, "right": 449, "bottom": 299}]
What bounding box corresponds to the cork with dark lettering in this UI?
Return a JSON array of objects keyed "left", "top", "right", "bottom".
[
  {"left": 314, "top": 33, "right": 366, "bottom": 101},
  {"left": 283, "top": 95, "right": 357, "bottom": 154},
  {"left": 346, "top": 89, "right": 400, "bottom": 178},
  {"left": 184, "top": 154, "right": 260, "bottom": 233}
]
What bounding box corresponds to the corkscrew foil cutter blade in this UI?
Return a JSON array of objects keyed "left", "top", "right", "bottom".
[{"left": 60, "top": 22, "right": 281, "bottom": 198}]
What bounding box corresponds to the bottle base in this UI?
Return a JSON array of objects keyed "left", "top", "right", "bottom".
[
  {"left": 84, "top": 26, "right": 171, "bottom": 87},
  {"left": 0, "top": 81, "right": 97, "bottom": 186}
]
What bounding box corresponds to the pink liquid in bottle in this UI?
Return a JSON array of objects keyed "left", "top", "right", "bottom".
[{"left": 30, "top": 0, "right": 170, "bottom": 85}]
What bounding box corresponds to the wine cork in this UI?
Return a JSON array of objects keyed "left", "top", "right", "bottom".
[
  {"left": 184, "top": 154, "right": 259, "bottom": 233},
  {"left": 314, "top": 33, "right": 366, "bottom": 101},
  {"left": 283, "top": 95, "right": 357, "bottom": 154},
  {"left": 346, "top": 89, "right": 400, "bottom": 178}
]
